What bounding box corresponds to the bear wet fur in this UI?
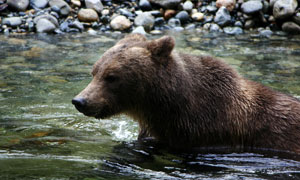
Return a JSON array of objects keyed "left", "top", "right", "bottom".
[{"left": 72, "top": 34, "right": 300, "bottom": 153}]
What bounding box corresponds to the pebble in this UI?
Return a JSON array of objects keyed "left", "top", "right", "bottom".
[
  {"left": 49, "top": 0, "right": 71, "bottom": 16},
  {"left": 191, "top": 12, "right": 204, "bottom": 22},
  {"left": 71, "top": 0, "right": 81, "bottom": 7},
  {"left": 216, "top": 0, "right": 236, "bottom": 12},
  {"left": 134, "top": 12, "right": 155, "bottom": 31},
  {"left": 293, "top": 13, "right": 300, "bottom": 25},
  {"left": 175, "top": 11, "right": 189, "bottom": 24},
  {"left": 119, "top": 8, "right": 134, "bottom": 17},
  {"left": 154, "top": 17, "right": 165, "bottom": 26},
  {"left": 85, "top": 0, "right": 103, "bottom": 13},
  {"left": 78, "top": 9, "right": 99, "bottom": 22},
  {"left": 148, "top": 0, "right": 181, "bottom": 9},
  {"left": 259, "top": 29, "right": 273, "bottom": 37},
  {"left": 282, "top": 21, "right": 300, "bottom": 34},
  {"left": 273, "top": 0, "right": 298, "bottom": 19},
  {"left": 2, "top": 17, "right": 22, "bottom": 27},
  {"left": 36, "top": 18, "right": 56, "bottom": 33},
  {"left": 34, "top": 14, "right": 59, "bottom": 27},
  {"left": 214, "top": 6, "right": 231, "bottom": 27},
  {"left": 110, "top": 15, "right": 131, "bottom": 30},
  {"left": 210, "top": 23, "right": 221, "bottom": 32},
  {"left": 139, "top": 0, "right": 152, "bottom": 11},
  {"left": 183, "top": 1, "right": 194, "bottom": 12},
  {"left": 241, "top": 1, "right": 263, "bottom": 14},
  {"left": 244, "top": 19, "right": 255, "bottom": 29},
  {"left": 164, "top": 9, "right": 176, "bottom": 20},
  {"left": 132, "top": 26, "right": 147, "bottom": 35},
  {"left": 30, "top": 0, "right": 48, "bottom": 9},
  {"left": 69, "top": 20, "right": 84, "bottom": 31},
  {"left": 223, "top": 26, "right": 243, "bottom": 35},
  {"left": 168, "top": 18, "right": 181, "bottom": 27},
  {"left": 7, "top": 0, "right": 29, "bottom": 11}
]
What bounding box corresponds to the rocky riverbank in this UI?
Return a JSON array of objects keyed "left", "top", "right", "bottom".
[{"left": 0, "top": 0, "right": 300, "bottom": 36}]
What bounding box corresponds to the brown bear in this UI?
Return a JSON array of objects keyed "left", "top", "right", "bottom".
[{"left": 72, "top": 34, "right": 300, "bottom": 153}]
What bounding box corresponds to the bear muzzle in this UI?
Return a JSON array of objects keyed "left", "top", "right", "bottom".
[{"left": 72, "top": 97, "right": 87, "bottom": 113}]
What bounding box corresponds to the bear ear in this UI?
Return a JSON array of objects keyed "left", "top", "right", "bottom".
[
  {"left": 117, "top": 33, "right": 147, "bottom": 45},
  {"left": 147, "top": 36, "right": 175, "bottom": 58}
]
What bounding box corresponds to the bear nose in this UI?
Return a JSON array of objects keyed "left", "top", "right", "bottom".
[{"left": 72, "top": 97, "right": 87, "bottom": 111}]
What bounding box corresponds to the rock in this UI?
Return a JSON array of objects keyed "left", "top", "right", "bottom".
[
  {"left": 7, "top": 0, "right": 29, "bottom": 11},
  {"left": 273, "top": 0, "right": 297, "bottom": 19},
  {"left": 282, "top": 21, "right": 300, "bottom": 34},
  {"left": 293, "top": 13, "right": 300, "bottom": 25},
  {"left": 154, "top": 17, "right": 165, "bottom": 26},
  {"left": 175, "top": 11, "right": 189, "bottom": 24},
  {"left": 119, "top": 8, "right": 134, "bottom": 17},
  {"left": 34, "top": 14, "right": 59, "bottom": 27},
  {"left": 214, "top": 6, "right": 231, "bottom": 27},
  {"left": 30, "top": 0, "right": 48, "bottom": 9},
  {"left": 191, "top": 12, "right": 204, "bottom": 21},
  {"left": 244, "top": 19, "right": 255, "bottom": 29},
  {"left": 139, "top": 0, "right": 152, "bottom": 11},
  {"left": 270, "top": 0, "right": 278, "bottom": 7},
  {"left": 173, "top": 26, "right": 184, "bottom": 32},
  {"left": 36, "top": 18, "right": 56, "bottom": 33},
  {"left": 164, "top": 9, "right": 176, "bottom": 20},
  {"left": 216, "top": 0, "right": 236, "bottom": 12},
  {"left": 71, "top": 0, "right": 81, "bottom": 7},
  {"left": 2, "top": 17, "right": 22, "bottom": 27},
  {"left": 85, "top": 0, "right": 103, "bottom": 13},
  {"left": 241, "top": 1, "right": 263, "bottom": 14},
  {"left": 149, "top": 10, "right": 162, "bottom": 17},
  {"left": 259, "top": 29, "right": 273, "bottom": 37},
  {"left": 148, "top": 0, "right": 181, "bottom": 9},
  {"left": 49, "top": 0, "right": 71, "bottom": 16},
  {"left": 132, "top": 26, "right": 147, "bottom": 35},
  {"left": 223, "top": 26, "right": 243, "bottom": 35},
  {"left": 134, "top": 12, "right": 155, "bottom": 31},
  {"left": 78, "top": 8, "right": 99, "bottom": 22},
  {"left": 69, "top": 20, "right": 84, "bottom": 31},
  {"left": 234, "top": 21, "right": 243, "bottom": 27},
  {"left": 101, "top": 9, "right": 110, "bottom": 16},
  {"left": 183, "top": 1, "right": 193, "bottom": 11},
  {"left": 185, "top": 23, "right": 195, "bottom": 30},
  {"left": 206, "top": 5, "right": 218, "bottom": 13},
  {"left": 210, "top": 23, "right": 221, "bottom": 32},
  {"left": 110, "top": 15, "right": 131, "bottom": 30},
  {"left": 168, "top": 18, "right": 181, "bottom": 27}
]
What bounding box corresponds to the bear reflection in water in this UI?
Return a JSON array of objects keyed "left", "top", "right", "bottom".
[{"left": 72, "top": 34, "right": 300, "bottom": 154}]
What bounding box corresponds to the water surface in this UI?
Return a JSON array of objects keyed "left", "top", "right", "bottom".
[{"left": 0, "top": 32, "right": 300, "bottom": 179}]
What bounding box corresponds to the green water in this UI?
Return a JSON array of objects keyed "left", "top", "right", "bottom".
[{"left": 0, "top": 32, "right": 300, "bottom": 179}]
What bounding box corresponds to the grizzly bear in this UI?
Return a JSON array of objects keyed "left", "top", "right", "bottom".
[{"left": 72, "top": 34, "right": 300, "bottom": 153}]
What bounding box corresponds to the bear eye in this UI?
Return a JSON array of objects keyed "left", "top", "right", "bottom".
[{"left": 104, "top": 75, "right": 119, "bottom": 83}]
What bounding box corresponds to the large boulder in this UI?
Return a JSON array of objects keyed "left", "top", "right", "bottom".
[{"left": 273, "top": 0, "right": 297, "bottom": 19}]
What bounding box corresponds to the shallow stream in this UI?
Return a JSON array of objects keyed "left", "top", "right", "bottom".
[{"left": 0, "top": 32, "right": 300, "bottom": 179}]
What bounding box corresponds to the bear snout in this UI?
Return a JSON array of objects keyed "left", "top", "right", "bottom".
[{"left": 72, "top": 97, "right": 87, "bottom": 112}]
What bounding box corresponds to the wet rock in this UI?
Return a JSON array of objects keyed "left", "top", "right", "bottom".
[
  {"left": 185, "top": 23, "right": 195, "bottom": 30},
  {"left": 293, "top": 13, "right": 300, "bottom": 25},
  {"left": 78, "top": 8, "right": 99, "bottom": 22},
  {"left": 234, "top": 21, "right": 243, "bottom": 27},
  {"left": 223, "top": 26, "right": 243, "bottom": 35},
  {"left": 210, "top": 23, "right": 221, "bottom": 32},
  {"left": 164, "top": 9, "right": 176, "bottom": 20},
  {"left": 259, "top": 29, "right": 273, "bottom": 37},
  {"left": 241, "top": 1, "right": 263, "bottom": 14},
  {"left": 175, "top": 11, "right": 189, "bottom": 24},
  {"left": 148, "top": 0, "right": 181, "bottom": 9},
  {"left": 30, "top": 0, "right": 48, "bottom": 9},
  {"left": 110, "top": 15, "right": 131, "bottom": 30},
  {"left": 139, "top": 0, "right": 152, "bottom": 11},
  {"left": 101, "top": 9, "right": 110, "bottom": 16},
  {"left": 49, "top": 0, "right": 71, "bottom": 16},
  {"left": 216, "top": 0, "right": 236, "bottom": 12},
  {"left": 2, "top": 17, "right": 22, "bottom": 27},
  {"left": 183, "top": 1, "right": 193, "bottom": 12},
  {"left": 282, "top": 21, "right": 300, "bottom": 34},
  {"left": 214, "top": 6, "right": 231, "bottom": 27},
  {"left": 36, "top": 18, "right": 56, "bottom": 33},
  {"left": 173, "top": 26, "right": 184, "bottom": 31},
  {"left": 168, "top": 18, "right": 181, "bottom": 27},
  {"left": 85, "top": 0, "right": 103, "bottom": 13},
  {"left": 273, "top": 0, "right": 297, "bottom": 19},
  {"left": 191, "top": 12, "right": 204, "bottom": 21},
  {"left": 149, "top": 10, "right": 161, "bottom": 17},
  {"left": 134, "top": 12, "right": 154, "bottom": 31},
  {"left": 7, "top": 0, "right": 29, "bottom": 11},
  {"left": 34, "top": 14, "right": 59, "bottom": 27},
  {"left": 59, "top": 20, "right": 70, "bottom": 32},
  {"left": 132, "top": 26, "right": 146, "bottom": 35},
  {"left": 206, "top": 5, "right": 218, "bottom": 13}
]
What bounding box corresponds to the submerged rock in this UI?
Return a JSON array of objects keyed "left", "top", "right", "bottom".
[
  {"left": 223, "top": 26, "right": 243, "bottom": 35},
  {"left": 132, "top": 26, "right": 147, "bottom": 35}
]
